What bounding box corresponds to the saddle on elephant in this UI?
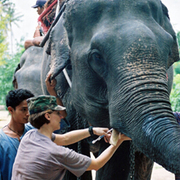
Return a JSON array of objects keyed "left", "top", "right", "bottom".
[{"left": 38, "top": 0, "right": 65, "bottom": 34}]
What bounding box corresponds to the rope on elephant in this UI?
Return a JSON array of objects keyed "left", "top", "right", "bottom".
[
  {"left": 129, "top": 141, "right": 136, "bottom": 180},
  {"left": 38, "top": 0, "right": 65, "bottom": 34},
  {"left": 38, "top": 0, "right": 58, "bottom": 34},
  {"left": 40, "top": 1, "right": 66, "bottom": 47}
]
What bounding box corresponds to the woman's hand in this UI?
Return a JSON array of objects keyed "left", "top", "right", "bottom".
[
  {"left": 45, "top": 73, "right": 67, "bottom": 118},
  {"left": 92, "top": 127, "right": 111, "bottom": 143},
  {"left": 92, "top": 127, "right": 109, "bottom": 136}
]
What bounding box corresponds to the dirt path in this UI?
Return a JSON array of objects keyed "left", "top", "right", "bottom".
[{"left": 0, "top": 110, "right": 175, "bottom": 180}]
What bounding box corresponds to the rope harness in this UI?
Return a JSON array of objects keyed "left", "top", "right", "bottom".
[{"left": 55, "top": 1, "right": 72, "bottom": 88}]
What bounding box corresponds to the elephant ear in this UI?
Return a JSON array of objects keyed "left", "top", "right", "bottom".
[
  {"left": 13, "top": 48, "right": 30, "bottom": 85},
  {"left": 46, "top": 13, "right": 71, "bottom": 79},
  {"left": 12, "top": 63, "right": 21, "bottom": 88},
  {"left": 160, "top": 2, "right": 179, "bottom": 66}
]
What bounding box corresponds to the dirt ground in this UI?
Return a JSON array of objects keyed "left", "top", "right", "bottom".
[{"left": 0, "top": 109, "right": 175, "bottom": 180}]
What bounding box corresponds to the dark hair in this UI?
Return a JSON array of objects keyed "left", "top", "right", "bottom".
[
  {"left": 6, "top": 89, "right": 34, "bottom": 109},
  {"left": 29, "top": 110, "right": 52, "bottom": 129}
]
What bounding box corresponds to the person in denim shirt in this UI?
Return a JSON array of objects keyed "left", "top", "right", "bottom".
[{"left": 0, "top": 89, "right": 34, "bottom": 180}]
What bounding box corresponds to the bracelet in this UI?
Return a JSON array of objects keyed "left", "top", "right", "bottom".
[
  {"left": 51, "top": 133, "right": 56, "bottom": 142},
  {"left": 88, "top": 126, "right": 94, "bottom": 136}
]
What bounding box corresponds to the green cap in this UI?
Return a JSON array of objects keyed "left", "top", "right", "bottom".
[{"left": 27, "top": 95, "right": 66, "bottom": 115}]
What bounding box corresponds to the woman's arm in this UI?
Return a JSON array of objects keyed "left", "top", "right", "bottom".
[{"left": 54, "top": 127, "right": 109, "bottom": 146}]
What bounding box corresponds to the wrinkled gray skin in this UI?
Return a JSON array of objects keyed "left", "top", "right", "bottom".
[
  {"left": 46, "top": 0, "right": 180, "bottom": 179},
  {"left": 13, "top": 46, "right": 43, "bottom": 96}
]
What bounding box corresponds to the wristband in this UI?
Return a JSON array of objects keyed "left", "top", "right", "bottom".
[
  {"left": 89, "top": 126, "right": 94, "bottom": 136},
  {"left": 51, "top": 133, "right": 56, "bottom": 142}
]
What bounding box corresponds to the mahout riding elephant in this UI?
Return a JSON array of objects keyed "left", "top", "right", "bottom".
[
  {"left": 44, "top": 0, "right": 180, "bottom": 179},
  {"left": 13, "top": 46, "right": 43, "bottom": 96}
]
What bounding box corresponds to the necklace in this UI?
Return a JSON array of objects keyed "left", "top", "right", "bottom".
[{"left": 7, "top": 125, "right": 23, "bottom": 137}]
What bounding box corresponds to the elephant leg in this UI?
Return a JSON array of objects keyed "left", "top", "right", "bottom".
[
  {"left": 63, "top": 140, "right": 92, "bottom": 180},
  {"left": 63, "top": 171, "right": 77, "bottom": 180},
  {"left": 63, "top": 143, "right": 79, "bottom": 180},
  {"left": 134, "top": 151, "right": 154, "bottom": 180},
  {"left": 96, "top": 141, "right": 131, "bottom": 180},
  {"left": 96, "top": 142, "right": 153, "bottom": 180},
  {"left": 80, "top": 140, "right": 92, "bottom": 180}
]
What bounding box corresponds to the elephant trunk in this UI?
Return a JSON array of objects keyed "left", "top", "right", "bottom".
[
  {"left": 47, "top": 15, "right": 70, "bottom": 79},
  {"left": 109, "top": 69, "right": 180, "bottom": 173}
]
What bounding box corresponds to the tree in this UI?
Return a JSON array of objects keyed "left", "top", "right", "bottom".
[
  {"left": 0, "top": 0, "right": 24, "bottom": 105},
  {"left": 0, "top": 1, "right": 9, "bottom": 64},
  {"left": 170, "top": 74, "right": 180, "bottom": 112},
  {"left": 0, "top": 40, "right": 25, "bottom": 105},
  {"left": 170, "top": 31, "right": 180, "bottom": 111},
  {"left": 173, "top": 32, "right": 180, "bottom": 75},
  {"left": 0, "top": 0, "right": 23, "bottom": 54},
  {"left": 177, "top": 32, "right": 180, "bottom": 52}
]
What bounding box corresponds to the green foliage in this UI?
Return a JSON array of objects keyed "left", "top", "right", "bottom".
[
  {"left": 0, "top": 1, "right": 9, "bottom": 63},
  {"left": 0, "top": 0, "right": 24, "bottom": 105},
  {"left": 0, "top": 0, "right": 22, "bottom": 65},
  {"left": 177, "top": 32, "right": 180, "bottom": 53},
  {"left": 170, "top": 73, "right": 180, "bottom": 112},
  {"left": 0, "top": 40, "right": 25, "bottom": 105},
  {"left": 173, "top": 32, "right": 180, "bottom": 75},
  {"left": 170, "top": 32, "right": 180, "bottom": 111},
  {"left": 173, "top": 61, "right": 180, "bottom": 75}
]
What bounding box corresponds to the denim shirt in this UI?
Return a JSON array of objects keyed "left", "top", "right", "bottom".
[{"left": 0, "top": 123, "right": 33, "bottom": 180}]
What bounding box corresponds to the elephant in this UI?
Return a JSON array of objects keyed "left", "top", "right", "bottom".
[
  {"left": 13, "top": 46, "right": 44, "bottom": 96},
  {"left": 43, "top": 0, "right": 180, "bottom": 179}
]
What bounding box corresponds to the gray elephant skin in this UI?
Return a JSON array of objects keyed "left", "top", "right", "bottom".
[
  {"left": 13, "top": 46, "right": 43, "bottom": 96},
  {"left": 45, "top": 0, "right": 180, "bottom": 179}
]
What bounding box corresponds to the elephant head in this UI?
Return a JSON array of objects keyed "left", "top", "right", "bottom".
[
  {"left": 48, "top": 0, "right": 180, "bottom": 173},
  {"left": 13, "top": 46, "right": 43, "bottom": 96}
]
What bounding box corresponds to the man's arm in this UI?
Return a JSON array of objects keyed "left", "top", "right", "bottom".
[
  {"left": 32, "top": 36, "right": 44, "bottom": 47},
  {"left": 33, "top": 24, "right": 42, "bottom": 38},
  {"left": 45, "top": 73, "right": 67, "bottom": 118},
  {"left": 24, "top": 40, "right": 34, "bottom": 50}
]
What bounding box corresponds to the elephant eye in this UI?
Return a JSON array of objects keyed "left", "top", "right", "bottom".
[
  {"left": 88, "top": 50, "right": 107, "bottom": 78},
  {"left": 92, "top": 53, "right": 103, "bottom": 65}
]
